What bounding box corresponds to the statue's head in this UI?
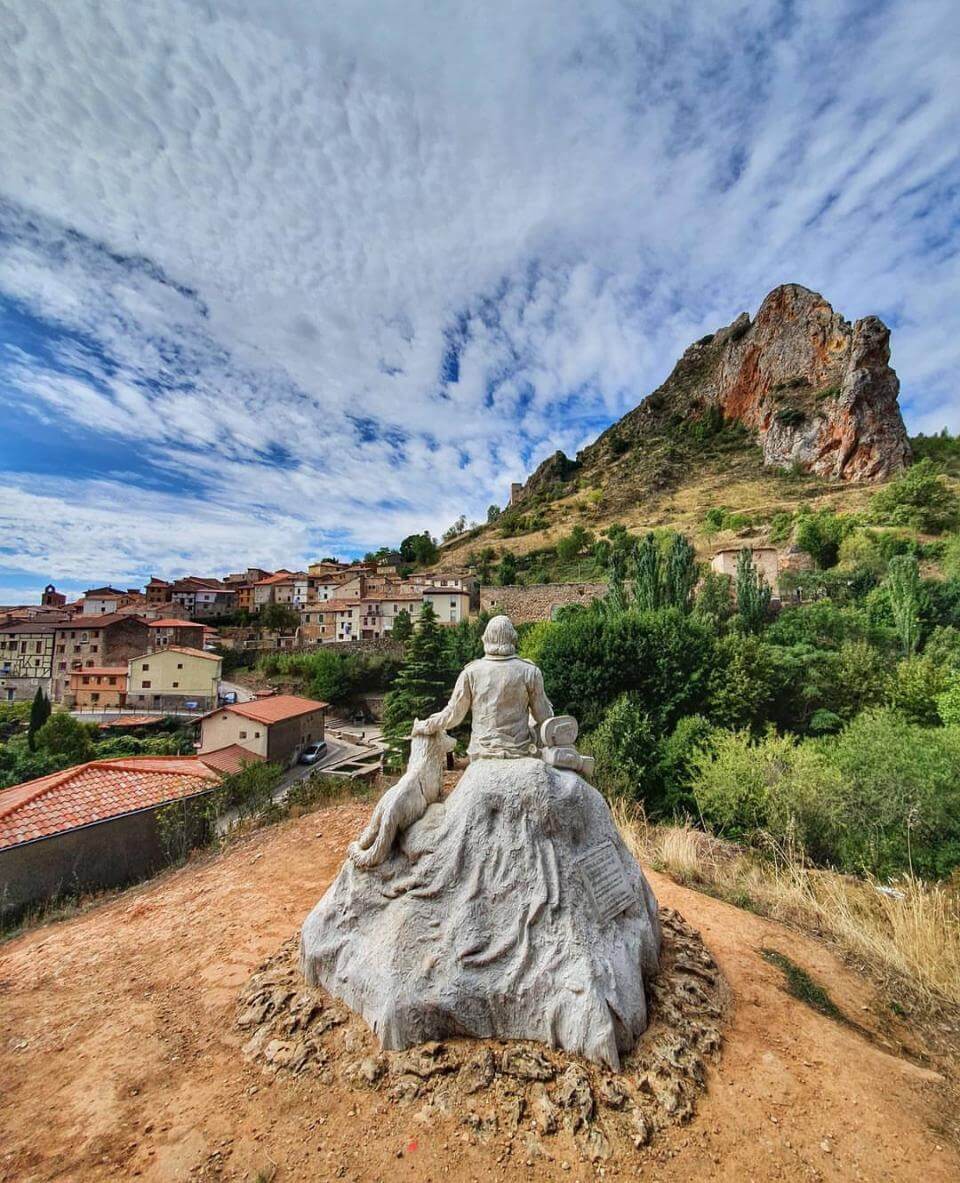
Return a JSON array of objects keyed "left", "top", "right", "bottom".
[{"left": 483, "top": 614, "right": 517, "bottom": 657}]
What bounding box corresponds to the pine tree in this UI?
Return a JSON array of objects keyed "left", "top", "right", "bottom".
[
  {"left": 735, "top": 548, "right": 771, "bottom": 634},
  {"left": 391, "top": 609, "right": 413, "bottom": 642},
  {"left": 631, "top": 533, "right": 663, "bottom": 612},
  {"left": 664, "top": 532, "right": 698, "bottom": 613},
  {"left": 27, "top": 687, "right": 51, "bottom": 752},
  {"left": 381, "top": 603, "right": 449, "bottom": 769}
]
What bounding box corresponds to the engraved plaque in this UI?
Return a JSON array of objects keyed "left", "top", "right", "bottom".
[{"left": 576, "top": 840, "right": 636, "bottom": 923}]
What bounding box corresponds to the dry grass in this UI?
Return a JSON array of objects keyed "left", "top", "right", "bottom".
[{"left": 613, "top": 802, "right": 960, "bottom": 1012}]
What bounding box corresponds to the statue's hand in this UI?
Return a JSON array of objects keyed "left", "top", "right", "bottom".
[{"left": 412, "top": 716, "right": 439, "bottom": 736}]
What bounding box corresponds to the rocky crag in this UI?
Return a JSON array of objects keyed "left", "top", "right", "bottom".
[{"left": 517, "top": 284, "right": 911, "bottom": 505}]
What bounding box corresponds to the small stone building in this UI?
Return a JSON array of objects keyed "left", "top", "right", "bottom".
[
  {"left": 710, "top": 546, "right": 781, "bottom": 597},
  {"left": 69, "top": 666, "right": 128, "bottom": 711}
]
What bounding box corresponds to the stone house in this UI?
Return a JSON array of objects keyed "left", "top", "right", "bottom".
[
  {"left": 198, "top": 694, "right": 328, "bottom": 767},
  {"left": 710, "top": 546, "right": 781, "bottom": 597},
  {"left": 147, "top": 619, "right": 207, "bottom": 650},
  {"left": 0, "top": 622, "right": 57, "bottom": 702},
  {"left": 69, "top": 667, "right": 128, "bottom": 711},
  {"left": 52, "top": 614, "right": 151, "bottom": 702},
  {"left": 145, "top": 577, "right": 173, "bottom": 607},
  {"left": 127, "top": 646, "right": 222, "bottom": 713}
]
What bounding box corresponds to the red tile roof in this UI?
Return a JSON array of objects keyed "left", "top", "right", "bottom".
[
  {"left": 69, "top": 666, "right": 127, "bottom": 677},
  {"left": 212, "top": 694, "right": 328, "bottom": 724},
  {"left": 198, "top": 745, "right": 266, "bottom": 775},
  {"left": 161, "top": 645, "right": 222, "bottom": 662},
  {"left": 148, "top": 618, "right": 204, "bottom": 629},
  {"left": 55, "top": 613, "right": 149, "bottom": 629},
  {"left": 0, "top": 757, "right": 221, "bottom": 850}
]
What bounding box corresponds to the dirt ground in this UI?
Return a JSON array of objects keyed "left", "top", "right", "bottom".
[{"left": 1, "top": 799, "right": 958, "bottom": 1183}]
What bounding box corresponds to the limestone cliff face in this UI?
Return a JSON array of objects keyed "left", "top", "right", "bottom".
[
  {"left": 707, "top": 284, "right": 911, "bottom": 481},
  {"left": 520, "top": 284, "right": 911, "bottom": 499}
]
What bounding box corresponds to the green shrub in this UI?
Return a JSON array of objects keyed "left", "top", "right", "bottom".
[
  {"left": 819, "top": 710, "right": 960, "bottom": 877},
  {"left": 869, "top": 458, "right": 960, "bottom": 533},
  {"left": 793, "top": 510, "right": 854, "bottom": 569},
  {"left": 936, "top": 676, "right": 960, "bottom": 726},
  {"left": 692, "top": 730, "right": 841, "bottom": 850},
  {"left": 884, "top": 654, "right": 948, "bottom": 725},
  {"left": 692, "top": 712, "right": 960, "bottom": 877},
  {"left": 538, "top": 606, "right": 715, "bottom": 731}
]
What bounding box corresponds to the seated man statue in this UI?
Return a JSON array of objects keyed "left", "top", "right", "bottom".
[{"left": 414, "top": 614, "right": 553, "bottom": 759}]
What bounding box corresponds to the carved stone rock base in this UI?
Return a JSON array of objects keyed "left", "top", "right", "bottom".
[{"left": 237, "top": 907, "right": 726, "bottom": 1161}]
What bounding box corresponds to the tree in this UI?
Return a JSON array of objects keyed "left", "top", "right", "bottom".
[
  {"left": 35, "top": 713, "right": 96, "bottom": 764},
  {"left": 631, "top": 533, "right": 663, "bottom": 612},
  {"left": 664, "top": 533, "right": 698, "bottom": 613},
  {"left": 487, "top": 505, "right": 501, "bottom": 523},
  {"left": 391, "top": 609, "right": 413, "bottom": 642},
  {"left": 555, "top": 525, "right": 594, "bottom": 563},
  {"left": 793, "top": 510, "right": 851, "bottom": 569},
  {"left": 27, "top": 687, "right": 51, "bottom": 751},
  {"left": 381, "top": 603, "right": 449, "bottom": 768},
  {"left": 475, "top": 546, "right": 498, "bottom": 584},
  {"left": 497, "top": 552, "right": 518, "bottom": 586},
  {"left": 693, "top": 569, "right": 733, "bottom": 624},
  {"left": 442, "top": 515, "right": 468, "bottom": 541},
  {"left": 869, "top": 458, "right": 960, "bottom": 533},
  {"left": 399, "top": 531, "right": 439, "bottom": 567},
  {"left": 734, "top": 548, "right": 771, "bottom": 634},
  {"left": 260, "top": 603, "right": 300, "bottom": 631},
  {"left": 885, "top": 554, "right": 921, "bottom": 655}
]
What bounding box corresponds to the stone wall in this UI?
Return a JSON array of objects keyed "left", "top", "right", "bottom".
[
  {"left": 0, "top": 803, "right": 201, "bottom": 921},
  {"left": 479, "top": 583, "right": 606, "bottom": 624}
]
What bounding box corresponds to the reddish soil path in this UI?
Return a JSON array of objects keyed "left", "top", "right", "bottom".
[{"left": 1, "top": 801, "right": 957, "bottom": 1182}]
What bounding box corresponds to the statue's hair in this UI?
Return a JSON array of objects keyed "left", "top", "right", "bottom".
[{"left": 483, "top": 614, "right": 517, "bottom": 657}]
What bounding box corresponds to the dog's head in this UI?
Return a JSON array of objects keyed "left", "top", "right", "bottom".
[{"left": 408, "top": 722, "right": 457, "bottom": 768}]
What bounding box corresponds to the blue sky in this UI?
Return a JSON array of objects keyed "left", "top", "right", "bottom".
[{"left": 1, "top": 0, "right": 958, "bottom": 603}]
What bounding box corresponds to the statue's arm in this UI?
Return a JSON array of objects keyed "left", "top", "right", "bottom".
[
  {"left": 415, "top": 669, "right": 472, "bottom": 735},
  {"left": 528, "top": 667, "right": 554, "bottom": 725}
]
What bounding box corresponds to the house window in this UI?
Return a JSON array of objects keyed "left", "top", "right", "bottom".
[
  {"left": 82, "top": 676, "right": 89, "bottom": 685},
  {"left": 239, "top": 730, "right": 247, "bottom": 739},
  {"left": 142, "top": 680, "right": 151, "bottom": 688},
  {"left": 172, "top": 682, "right": 179, "bottom": 688},
  {"left": 254, "top": 731, "right": 261, "bottom": 738},
  {"left": 142, "top": 663, "right": 149, "bottom": 671},
  {"left": 91, "top": 692, "right": 99, "bottom": 702},
  {"left": 177, "top": 662, "right": 183, "bottom": 669}
]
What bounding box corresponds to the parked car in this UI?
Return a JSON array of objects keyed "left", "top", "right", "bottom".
[
  {"left": 300, "top": 740, "right": 328, "bottom": 765},
  {"left": 220, "top": 690, "right": 238, "bottom": 705}
]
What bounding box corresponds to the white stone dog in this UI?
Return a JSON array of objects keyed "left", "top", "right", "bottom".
[{"left": 348, "top": 723, "right": 456, "bottom": 869}]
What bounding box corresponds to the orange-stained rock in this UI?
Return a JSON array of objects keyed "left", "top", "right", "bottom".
[{"left": 556, "top": 284, "right": 912, "bottom": 488}]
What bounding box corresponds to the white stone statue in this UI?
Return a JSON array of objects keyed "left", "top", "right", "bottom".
[
  {"left": 301, "top": 613, "right": 661, "bottom": 1069},
  {"left": 415, "top": 615, "right": 554, "bottom": 759},
  {"left": 348, "top": 726, "right": 455, "bottom": 869}
]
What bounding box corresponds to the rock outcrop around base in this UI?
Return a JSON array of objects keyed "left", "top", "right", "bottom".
[{"left": 300, "top": 758, "right": 661, "bottom": 1069}]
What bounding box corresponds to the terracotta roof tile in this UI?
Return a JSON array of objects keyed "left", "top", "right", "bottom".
[
  {"left": 213, "top": 694, "right": 328, "bottom": 724},
  {"left": 148, "top": 618, "right": 204, "bottom": 629},
  {"left": 0, "top": 757, "right": 220, "bottom": 850},
  {"left": 198, "top": 745, "right": 265, "bottom": 775}
]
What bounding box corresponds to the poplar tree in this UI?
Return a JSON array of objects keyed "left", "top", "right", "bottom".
[
  {"left": 886, "top": 554, "right": 921, "bottom": 655},
  {"left": 664, "top": 532, "right": 698, "bottom": 613},
  {"left": 734, "top": 548, "right": 771, "bottom": 634},
  {"left": 631, "top": 533, "right": 663, "bottom": 612}
]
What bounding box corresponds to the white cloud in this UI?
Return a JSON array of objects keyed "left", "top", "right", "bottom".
[{"left": 0, "top": 0, "right": 958, "bottom": 583}]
